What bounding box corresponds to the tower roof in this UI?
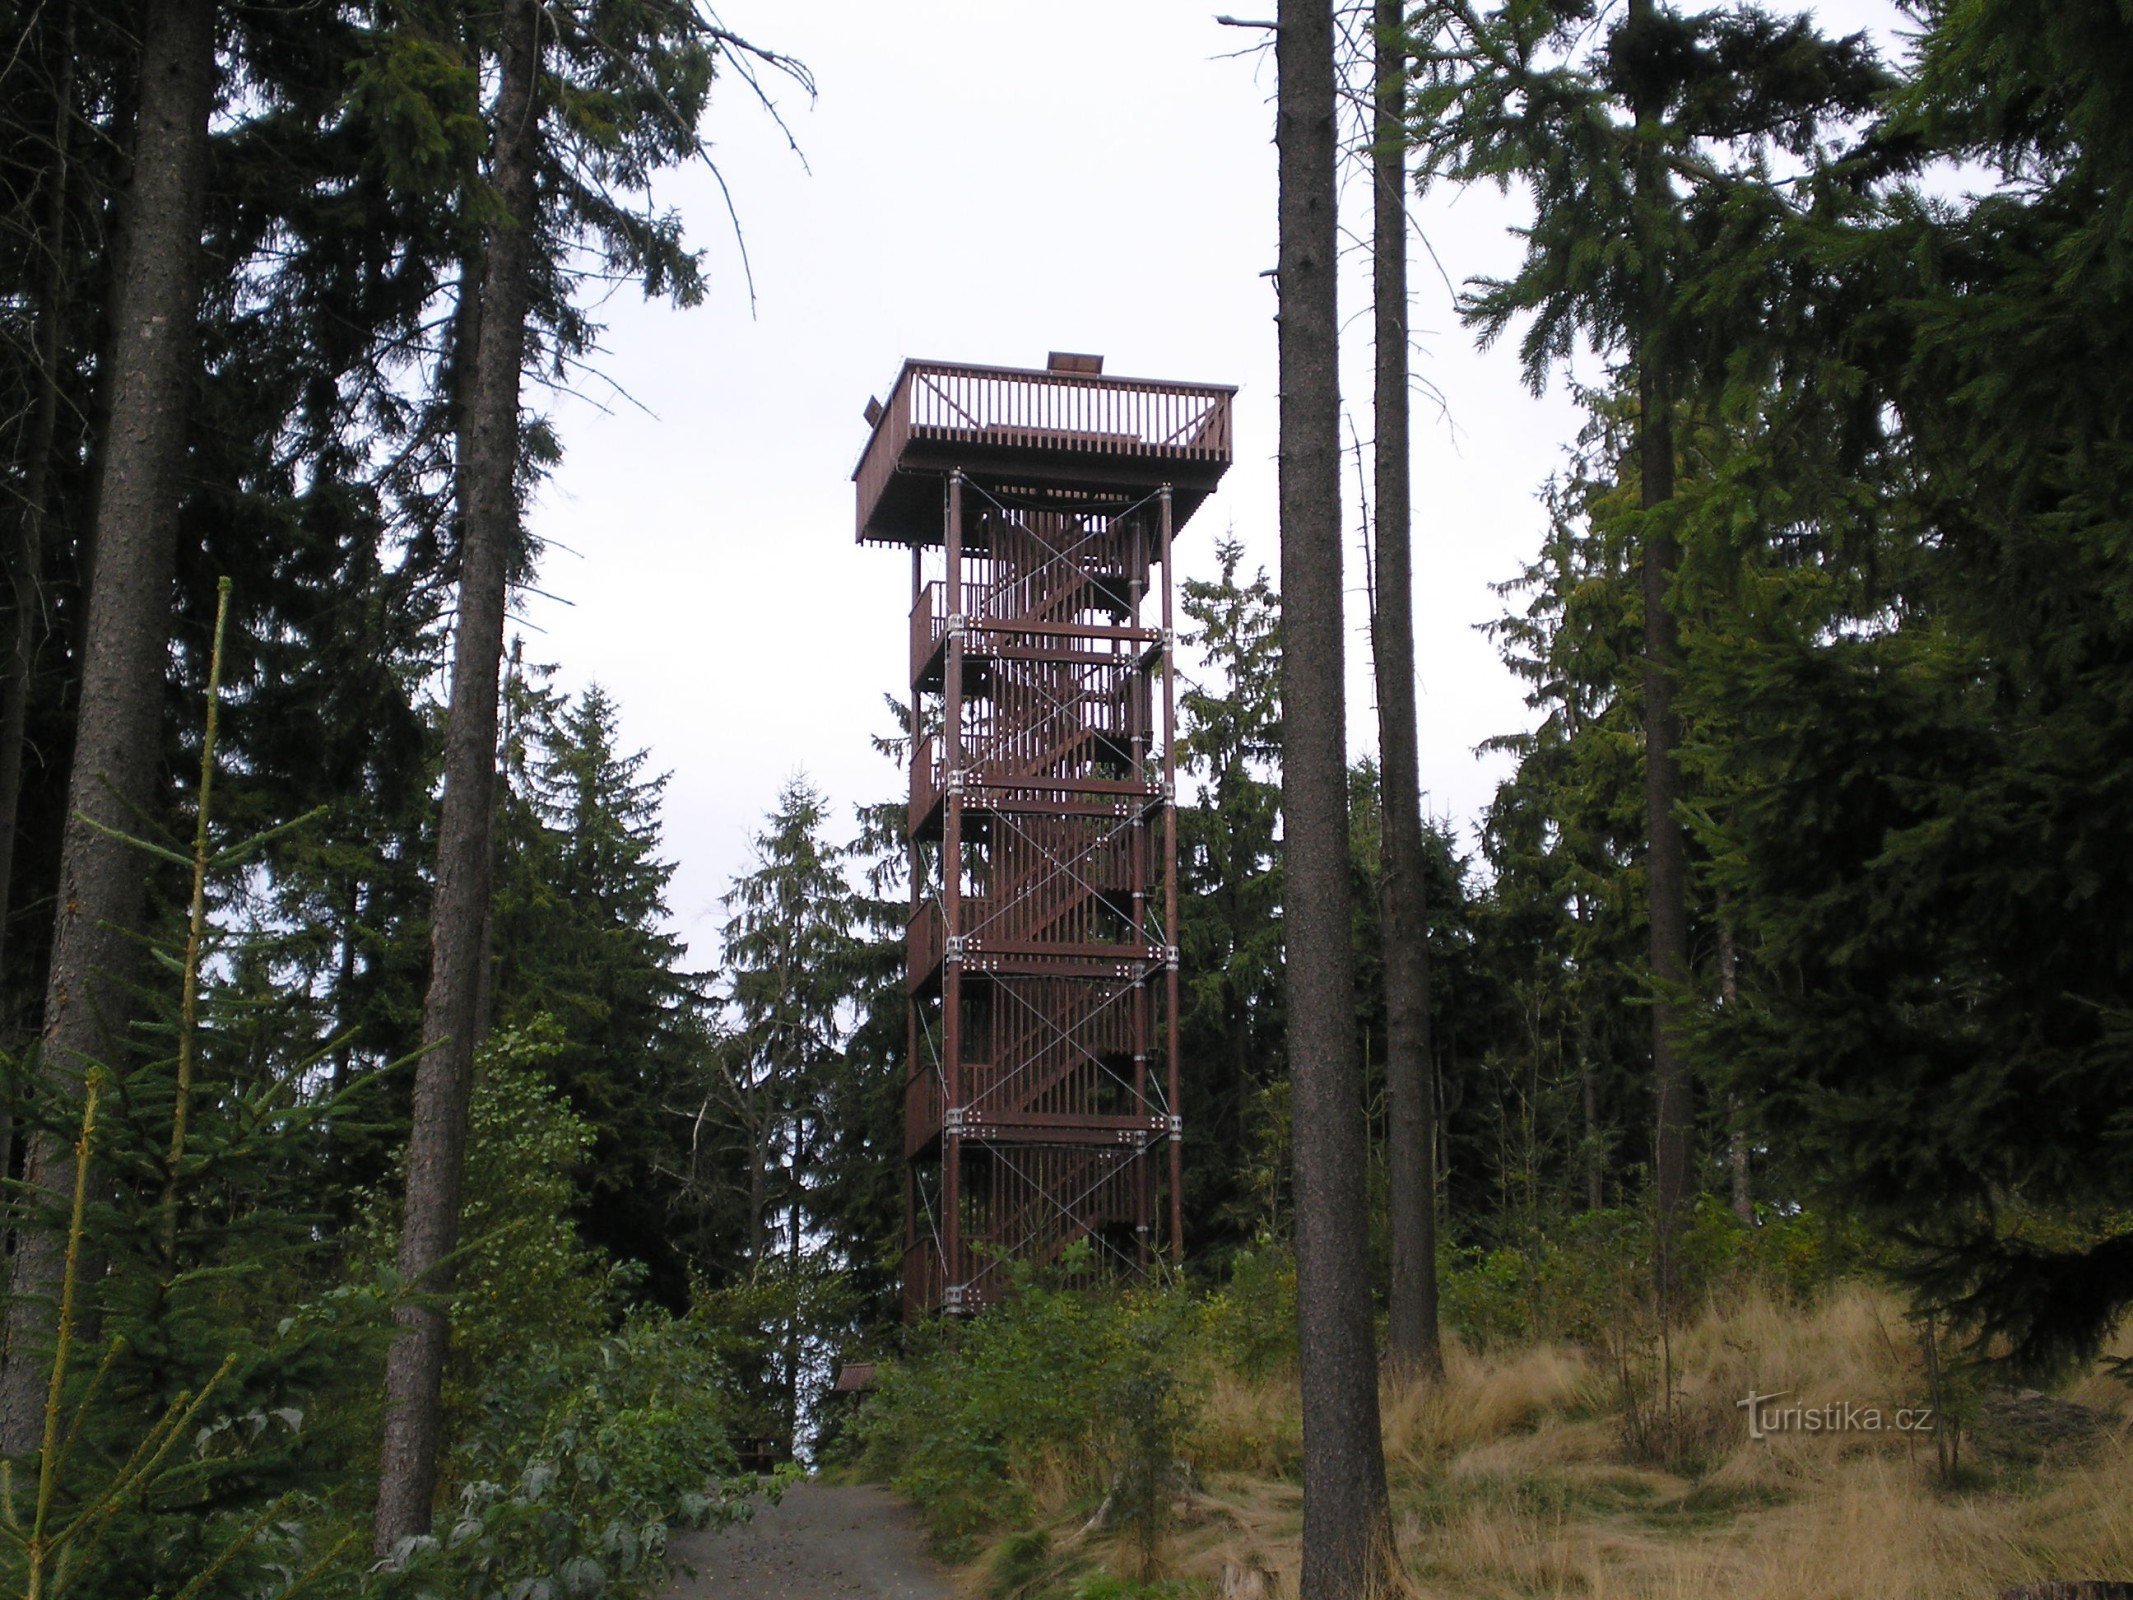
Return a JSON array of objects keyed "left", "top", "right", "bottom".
[{"left": 854, "top": 357, "right": 1234, "bottom": 545}]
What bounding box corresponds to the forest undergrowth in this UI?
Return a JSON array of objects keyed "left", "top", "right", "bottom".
[{"left": 845, "top": 1223, "right": 2133, "bottom": 1600}]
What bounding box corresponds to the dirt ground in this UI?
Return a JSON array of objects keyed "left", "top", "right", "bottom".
[{"left": 659, "top": 1481, "right": 955, "bottom": 1600}]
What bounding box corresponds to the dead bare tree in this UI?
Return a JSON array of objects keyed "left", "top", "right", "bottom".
[{"left": 1368, "top": 0, "right": 1444, "bottom": 1384}]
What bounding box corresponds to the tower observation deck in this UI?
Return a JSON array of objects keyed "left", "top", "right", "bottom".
[{"left": 857, "top": 354, "right": 1234, "bottom": 1316}]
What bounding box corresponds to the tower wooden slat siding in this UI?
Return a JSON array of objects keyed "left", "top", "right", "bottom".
[{"left": 857, "top": 355, "right": 1233, "bottom": 1315}]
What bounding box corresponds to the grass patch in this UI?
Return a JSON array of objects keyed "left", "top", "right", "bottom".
[{"left": 854, "top": 1263, "right": 2133, "bottom": 1600}]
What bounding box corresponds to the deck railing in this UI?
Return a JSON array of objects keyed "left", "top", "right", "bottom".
[
  {"left": 908, "top": 731, "right": 940, "bottom": 836},
  {"left": 904, "top": 1064, "right": 943, "bottom": 1157},
  {"left": 906, "top": 903, "right": 943, "bottom": 993},
  {"left": 857, "top": 360, "right": 1233, "bottom": 540}
]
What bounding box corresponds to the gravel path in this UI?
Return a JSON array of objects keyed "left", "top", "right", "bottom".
[{"left": 659, "top": 1482, "right": 955, "bottom": 1600}]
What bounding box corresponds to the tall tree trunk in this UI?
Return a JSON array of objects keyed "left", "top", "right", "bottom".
[
  {"left": 1579, "top": 1028, "right": 1603, "bottom": 1210},
  {"left": 1573, "top": 894, "right": 1603, "bottom": 1211},
  {"left": 1641, "top": 382, "right": 1690, "bottom": 1301},
  {"left": 785, "top": 1126, "right": 805, "bottom": 1455},
  {"left": 0, "top": 0, "right": 76, "bottom": 1008},
  {"left": 0, "top": 0, "right": 217, "bottom": 1457},
  {"left": 329, "top": 874, "right": 362, "bottom": 1098},
  {"left": 1371, "top": 0, "right": 1442, "bottom": 1384},
  {"left": 1629, "top": 0, "right": 1692, "bottom": 1312},
  {"left": 1718, "top": 916, "right": 1751, "bottom": 1222},
  {"left": 473, "top": 635, "right": 522, "bottom": 1046},
  {"left": 746, "top": 1098, "right": 769, "bottom": 1263},
  {"left": 1, "top": 0, "right": 77, "bottom": 1280},
  {"left": 373, "top": 0, "right": 541, "bottom": 1550},
  {"left": 1277, "top": 2, "right": 1395, "bottom": 1593}
]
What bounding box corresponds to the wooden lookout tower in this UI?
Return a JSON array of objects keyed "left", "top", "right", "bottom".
[{"left": 856, "top": 353, "right": 1234, "bottom": 1316}]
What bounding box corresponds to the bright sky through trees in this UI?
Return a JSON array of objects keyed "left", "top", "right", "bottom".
[
  {"left": 522, "top": 0, "right": 1907, "bottom": 963},
  {"left": 514, "top": 2, "right": 1570, "bottom": 961}
]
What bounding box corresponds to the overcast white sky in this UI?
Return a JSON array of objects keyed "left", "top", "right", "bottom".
[{"left": 518, "top": 0, "right": 1907, "bottom": 966}]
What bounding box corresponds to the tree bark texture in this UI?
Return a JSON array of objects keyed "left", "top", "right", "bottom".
[
  {"left": 1371, "top": 0, "right": 1442, "bottom": 1385},
  {"left": 0, "top": 0, "right": 217, "bottom": 1457},
  {"left": 1278, "top": 2, "right": 1397, "bottom": 1594},
  {"left": 373, "top": 0, "right": 541, "bottom": 1550}
]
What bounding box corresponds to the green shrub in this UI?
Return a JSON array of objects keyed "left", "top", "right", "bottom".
[
  {"left": 447, "top": 1023, "right": 616, "bottom": 1420},
  {"left": 1441, "top": 1240, "right": 1539, "bottom": 1348},
  {"left": 850, "top": 1261, "right": 1205, "bottom": 1562},
  {"left": 988, "top": 1529, "right": 1057, "bottom": 1598},
  {"left": 377, "top": 1307, "right": 759, "bottom": 1599},
  {"left": 352, "top": 1021, "right": 761, "bottom": 1598},
  {"left": 1200, "top": 1240, "right": 1298, "bottom": 1378},
  {"left": 1441, "top": 1200, "right": 1857, "bottom": 1350},
  {"left": 345, "top": 1019, "right": 618, "bottom": 1462}
]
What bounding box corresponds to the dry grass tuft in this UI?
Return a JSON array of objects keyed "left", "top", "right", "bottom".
[
  {"left": 1386, "top": 1340, "right": 1598, "bottom": 1470},
  {"left": 2062, "top": 1319, "right": 2133, "bottom": 1420},
  {"left": 1194, "top": 1367, "right": 1305, "bottom": 1478},
  {"left": 1163, "top": 1282, "right": 2133, "bottom": 1600},
  {"left": 1165, "top": 1477, "right": 1304, "bottom": 1598}
]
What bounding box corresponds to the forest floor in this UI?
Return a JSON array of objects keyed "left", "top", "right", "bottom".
[
  {"left": 660, "top": 1482, "right": 956, "bottom": 1600},
  {"left": 924, "top": 1284, "right": 2133, "bottom": 1600}
]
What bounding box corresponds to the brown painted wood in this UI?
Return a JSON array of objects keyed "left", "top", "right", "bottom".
[{"left": 871, "top": 379, "right": 1225, "bottom": 1312}]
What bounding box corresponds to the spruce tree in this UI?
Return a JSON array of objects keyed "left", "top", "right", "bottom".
[
  {"left": 830, "top": 714, "right": 933, "bottom": 1327},
  {"left": 1482, "top": 404, "right": 1671, "bottom": 1217},
  {"left": 1176, "top": 539, "right": 1286, "bottom": 1243},
  {"left": 1681, "top": 0, "right": 2133, "bottom": 1370},
  {"left": 373, "top": 0, "right": 797, "bottom": 1537},
  {"left": 489, "top": 677, "right": 699, "bottom": 1306},
  {"left": 717, "top": 777, "right": 863, "bottom": 1453},
  {"left": 1408, "top": 0, "right": 1885, "bottom": 1299}
]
